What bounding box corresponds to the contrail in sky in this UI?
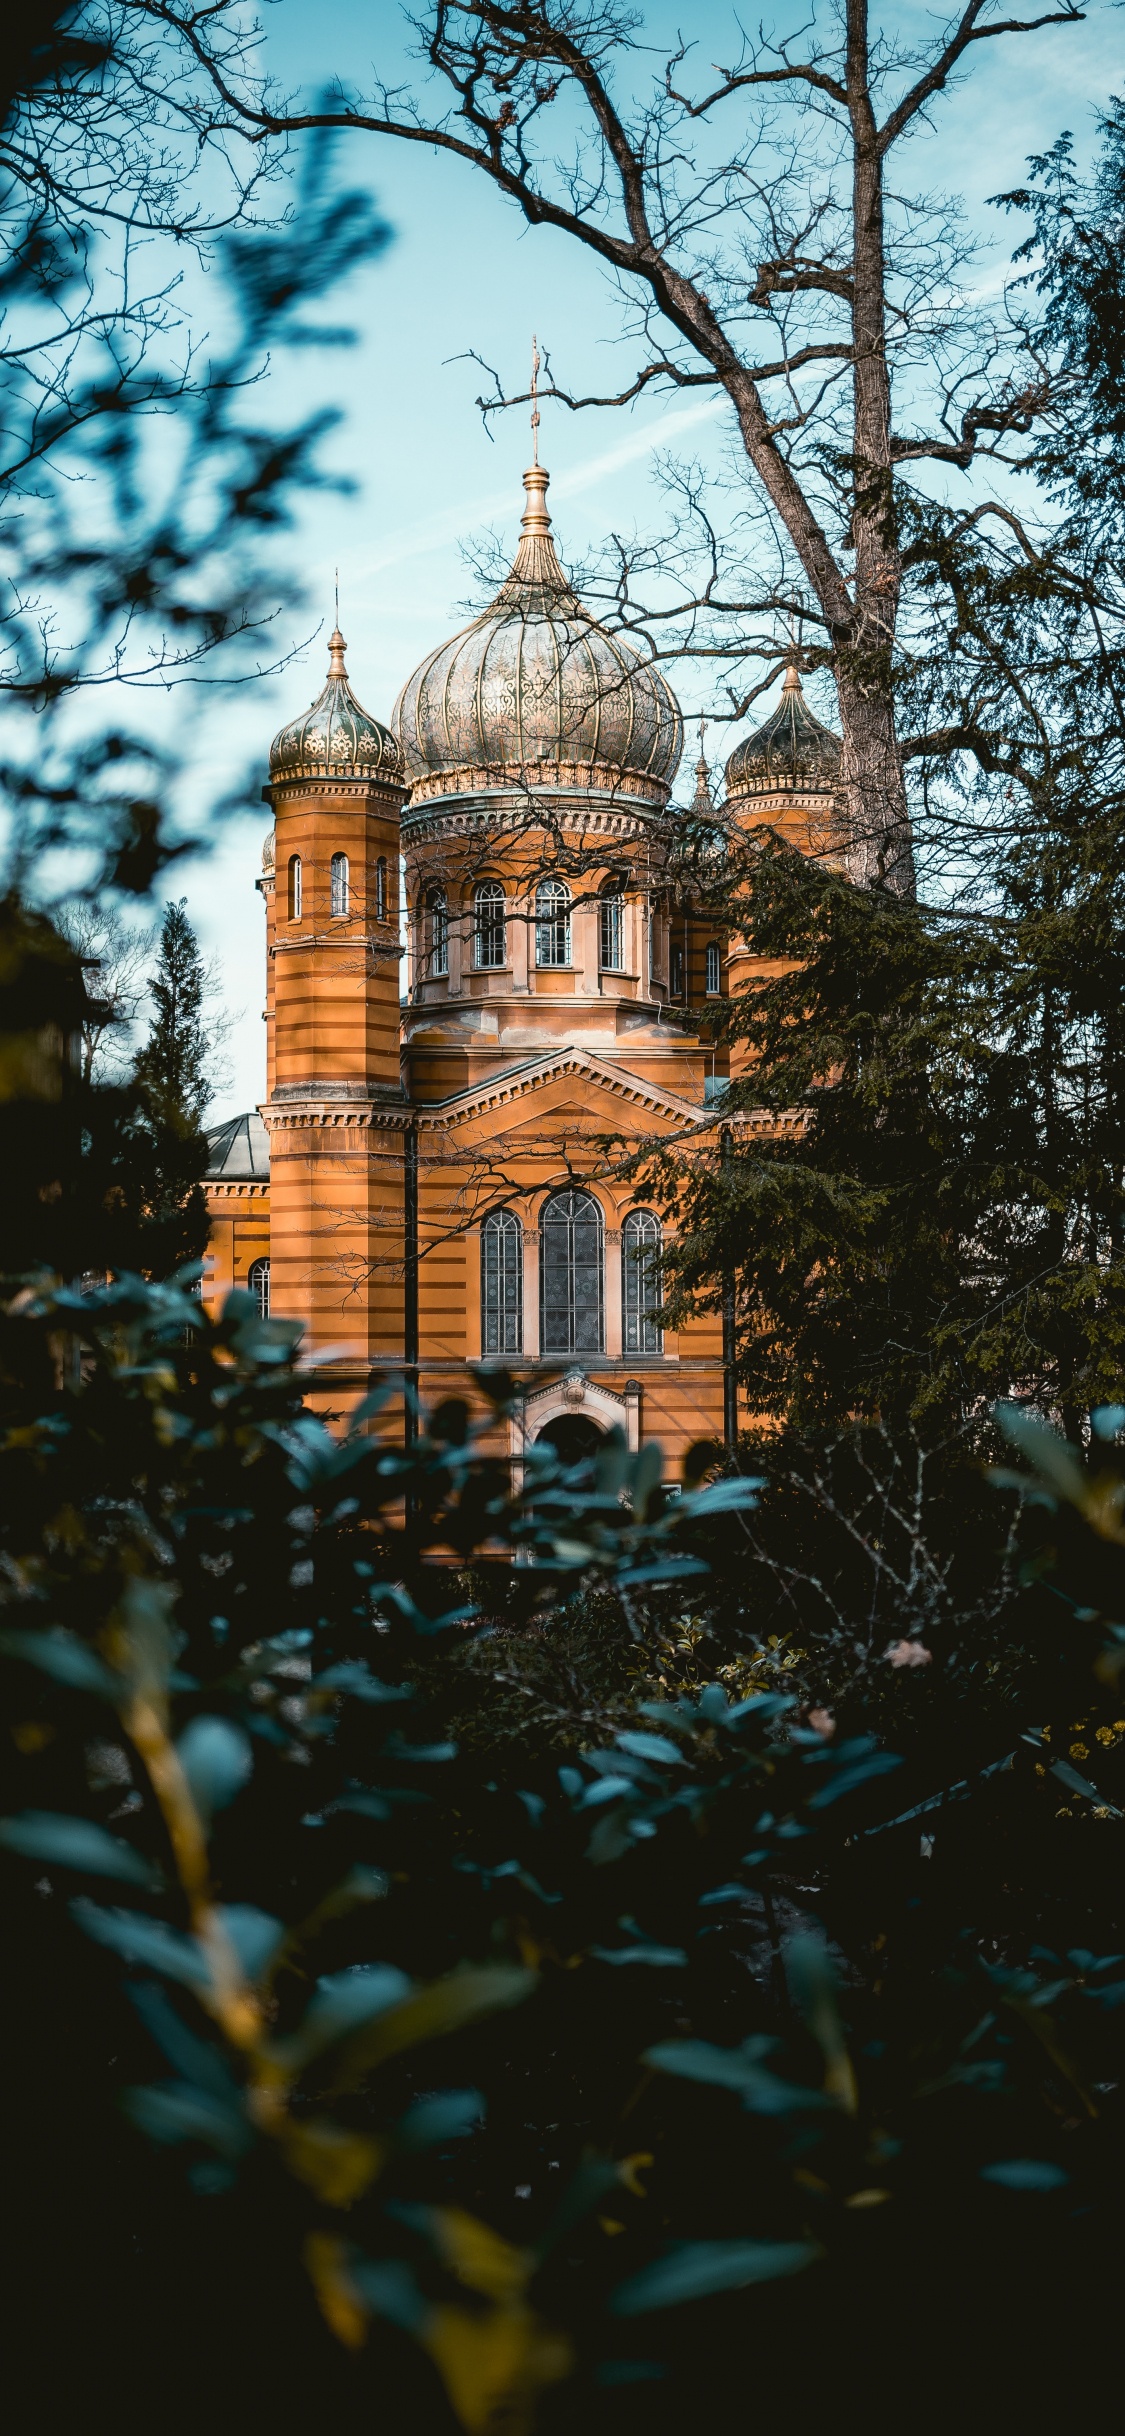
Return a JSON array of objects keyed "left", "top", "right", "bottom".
[{"left": 356, "top": 392, "right": 726, "bottom": 580}]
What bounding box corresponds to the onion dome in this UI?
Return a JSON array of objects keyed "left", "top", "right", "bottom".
[
  {"left": 393, "top": 464, "right": 682, "bottom": 809},
  {"left": 724, "top": 662, "right": 840, "bottom": 802},
  {"left": 269, "top": 628, "right": 402, "bottom": 784},
  {"left": 261, "top": 829, "right": 275, "bottom": 874}
]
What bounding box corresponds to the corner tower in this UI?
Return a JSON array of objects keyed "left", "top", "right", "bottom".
[{"left": 262, "top": 628, "right": 409, "bottom": 1377}]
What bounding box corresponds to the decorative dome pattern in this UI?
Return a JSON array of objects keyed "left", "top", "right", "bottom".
[
  {"left": 393, "top": 466, "right": 682, "bottom": 808},
  {"left": 724, "top": 664, "right": 841, "bottom": 800},
  {"left": 261, "top": 829, "right": 275, "bottom": 874},
  {"left": 269, "top": 629, "right": 402, "bottom": 784}
]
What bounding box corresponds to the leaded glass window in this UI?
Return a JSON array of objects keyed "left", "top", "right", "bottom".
[
  {"left": 622, "top": 1210, "right": 662, "bottom": 1355},
  {"left": 474, "top": 880, "right": 506, "bottom": 969},
  {"left": 535, "top": 879, "right": 571, "bottom": 968},
  {"left": 481, "top": 1208, "right": 522, "bottom": 1353},
  {"left": 425, "top": 888, "right": 448, "bottom": 977},
  {"left": 330, "top": 852, "right": 349, "bottom": 917},
  {"left": 247, "top": 1257, "right": 270, "bottom": 1319},
  {"left": 705, "top": 941, "right": 721, "bottom": 995},
  {"left": 376, "top": 857, "right": 387, "bottom": 921},
  {"left": 288, "top": 855, "right": 302, "bottom": 922},
  {"left": 599, "top": 895, "right": 624, "bottom": 971},
  {"left": 540, "top": 1188, "right": 603, "bottom": 1355}
]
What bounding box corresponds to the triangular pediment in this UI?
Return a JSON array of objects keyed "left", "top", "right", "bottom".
[{"left": 418, "top": 1049, "right": 711, "bottom": 1141}]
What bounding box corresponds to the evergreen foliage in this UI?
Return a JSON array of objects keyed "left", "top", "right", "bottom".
[
  {"left": 642, "top": 106, "right": 1125, "bottom": 1437},
  {"left": 3, "top": 1285, "right": 1125, "bottom": 2431}
]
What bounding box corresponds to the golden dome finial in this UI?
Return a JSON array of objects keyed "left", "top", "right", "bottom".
[
  {"left": 530, "top": 333, "right": 541, "bottom": 466},
  {"left": 328, "top": 623, "right": 347, "bottom": 677}
]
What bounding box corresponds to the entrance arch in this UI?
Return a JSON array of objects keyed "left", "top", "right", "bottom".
[{"left": 536, "top": 1410, "right": 603, "bottom": 1465}]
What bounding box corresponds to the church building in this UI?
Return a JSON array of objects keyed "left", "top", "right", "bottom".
[{"left": 202, "top": 441, "right": 841, "bottom": 1467}]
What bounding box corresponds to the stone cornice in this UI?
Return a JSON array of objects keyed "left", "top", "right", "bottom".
[
  {"left": 205, "top": 1179, "right": 269, "bottom": 1199},
  {"left": 263, "top": 776, "right": 407, "bottom": 807}
]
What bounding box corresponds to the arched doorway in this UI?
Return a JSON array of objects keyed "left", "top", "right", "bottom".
[{"left": 536, "top": 1411, "right": 603, "bottom": 1466}]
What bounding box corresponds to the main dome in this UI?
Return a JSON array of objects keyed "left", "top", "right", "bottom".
[
  {"left": 393, "top": 464, "right": 683, "bottom": 810},
  {"left": 725, "top": 663, "right": 841, "bottom": 802},
  {"left": 270, "top": 628, "right": 402, "bottom": 785}
]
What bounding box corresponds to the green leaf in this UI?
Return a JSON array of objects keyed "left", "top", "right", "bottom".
[
  {"left": 981, "top": 2159, "right": 1069, "bottom": 2191},
  {"left": 216, "top": 1905, "right": 284, "bottom": 1982},
  {"left": 326, "top": 1963, "right": 536, "bottom": 2094},
  {"left": 288, "top": 1964, "right": 415, "bottom": 2064},
  {"left": 0, "top": 1629, "right": 118, "bottom": 1697},
  {"left": 611, "top": 2239, "right": 820, "bottom": 2314},
  {"left": 123, "top": 2082, "right": 252, "bottom": 2158},
  {"left": 0, "top": 1811, "right": 157, "bottom": 1887},
  {"left": 994, "top": 1405, "right": 1086, "bottom": 1503},
  {"left": 395, "top": 2090, "right": 484, "bottom": 2149},
  {"left": 176, "top": 1717, "right": 252, "bottom": 1822},
  {"left": 643, "top": 2038, "right": 833, "bottom": 2114},
  {"left": 71, "top": 1899, "right": 209, "bottom": 1989},
  {"left": 1050, "top": 1757, "right": 1118, "bottom": 1810},
  {"left": 615, "top": 1731, "right": 688, "bottom": 1766},
  {"left": 590, "top": 1943, "right": 687, "bottom": 1967}
]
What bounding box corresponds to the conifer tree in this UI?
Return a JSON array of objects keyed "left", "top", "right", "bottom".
[
  {"left": 642, "top": 110, "right": 1125, "bottom": 1440},
  {"left": 117, "top": 899, "right": 213, "bottom": 1274}
]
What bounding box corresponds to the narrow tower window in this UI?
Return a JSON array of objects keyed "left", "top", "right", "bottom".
[
  {"left": 599, "top": 894, "right": 624, "bottom": 972},
  {"left": 671, "top": 942, "right": 685, "bottom": 997},
  {"left": 535, "top": 879, "right": 571, "bottom": 969},
  {"left": 481, "top": 1208, "right": 523, "bottom": 1354},
  {"left": 705, "top": 942, "right": 721, "bottom": 996},
  {"left": 622, "top": 1210, "right": 662, "bottom": 1355},
  {"left": 426, "top": 888, "right": 448, "bottom": 978},
  {"left": 376, "top": 857, "right": 387, "bottom": 921},
  {"left": 288, "top": 855, "right": 302, "bottom": 922},
  {"left": 540, "top": 1188, "right": 603, "bottom": 1355},
  {"left": 247, "top": 1257, "right": 270, "bottom": 1320},
  {"left": 474, "top": 880, "right": 506, "bottom": 970},
  {"left": 330, "top": 852, "right": 349, "bottom": 917}
]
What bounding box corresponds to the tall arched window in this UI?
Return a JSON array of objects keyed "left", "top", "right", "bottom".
[
  {"left": 535, "top": 878, "right": 571, "bottom": 969},
  {"left": 247, "top": 1257, "right": 270, "bottom": 1320},
  {"left": 376, "top": 857, "right": 387, "bottom": 921},
  {"left": 288, "top": 855, "right": 302, "bottom": 922},
  {"left": 622, "top": 1210, "right": 662, "bottom": 1355},
  {"left": 474, "top": 880, "right": 506, "bottom": 970},
  {"left": 540, "top": 1188, "right": 603, "bottom": 1355},
  {"left": 599, "top": 894, "right": 625, "bottom": 972},
  {"left": 425, "top": 888, "right": 448, "bottom": 978},
  {"left": 330, "top": 852, "right": 349, "bottom": 917},
  {"left": 481, "top": 1208, "right": 523, "bottom": 1353},
  {"left": 705, "top": 942, "right": 721, "bottom": 996}
]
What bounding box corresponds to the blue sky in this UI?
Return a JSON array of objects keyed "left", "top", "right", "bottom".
[{"left": 164, "top": 0, "right": 1120, "bottom": 1119}]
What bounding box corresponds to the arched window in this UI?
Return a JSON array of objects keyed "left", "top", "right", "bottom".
[
  {"left": 474, "top": 880, "right": 506, "bottom": 970},
  {"left": 425, "top": 888, "right": 448, "bottom": 978},
  {"left": 330, "top": 852, "right": 349, "bottom": 917},
  {"left": 535, "top": 878, "right": 571, "bottom": 969},
  {"left": 540, "top": 1188, "right": 603, "bottom": 1355},
  {"left": 622, "top": 1210, "right": 662, "bottom": 1356},
  {"left": 247, "top": 1257, "right": 270, "bottom": 1320},
  {"left": 376, "top": 857, "right": 387, "bottom": 922},
  {"left": 481, "top": 1208, "right": 523, "bottom": 1354},
  {"left": 599, "top": 894, "right": 625, "bottom": 972},
  {"left": 705, "top": 941, "right": 721, "bottom": 996},
  {"left": 288, "top": 855, "right": 302, "bottom": 922}
]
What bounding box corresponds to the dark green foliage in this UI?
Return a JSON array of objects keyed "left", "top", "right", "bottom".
[
  {"left": 117, "top": 899, "right": 211, "bottom": 1272},
  {"left": 4, "top": 1279, "right": 1125, "bottom": 2431}
]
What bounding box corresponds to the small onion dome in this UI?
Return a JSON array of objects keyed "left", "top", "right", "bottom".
[
  {"left": 724, "top": 662, "right": 841, "bottom": 801},
  {"left": 269, "top": 628, "right": 402, "bottom": 784},
  {"left": 261, "top": 829, "right": 275, "bottom": 873},
  {"left": 393, "top": 464, "right": 682, "bottom": 807}
]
